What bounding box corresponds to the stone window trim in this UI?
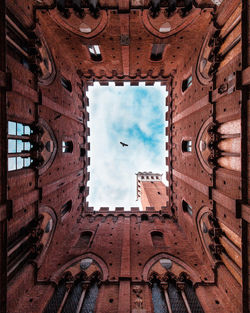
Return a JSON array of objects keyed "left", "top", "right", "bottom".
[
  {"left": 142, "top": 253, "right": 200, "bottom": 283},
  {"left": 50, "top": 253, "right": 108, "bottom": 284}
]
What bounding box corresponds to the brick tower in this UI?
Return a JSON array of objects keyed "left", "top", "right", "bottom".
[{"left": 136, "top": 172, "right": 168, "bottom": 211}]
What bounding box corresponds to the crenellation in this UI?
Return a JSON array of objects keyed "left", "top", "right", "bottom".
[{"left": 115, "top": 207, "right": 124, "bottom": 212}]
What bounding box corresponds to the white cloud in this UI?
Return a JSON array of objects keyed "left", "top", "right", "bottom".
[{"left": 87, "top": 83, "right": 168, "bottom": 210}]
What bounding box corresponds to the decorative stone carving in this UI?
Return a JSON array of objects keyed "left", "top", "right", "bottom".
[
  {"left": 160, "top": 258, "right": 173, "bottom": 270},
  {"left": 132, "top": 286, "right": 146, "bottom": 313},
  {"left": 80, "top": 258, "right": 93, "bottom": 270}
]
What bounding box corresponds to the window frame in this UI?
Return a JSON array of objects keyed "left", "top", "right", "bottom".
[
  {"left": 88, "top": 45, "right": 102, "bottom": 62},
  {"left": 182, "top": 74, "right": 193, "bottom": 92},
  {"left": 8, "top": 121, "right": 32, "bottom": 171},
  {"left": 182, "top": 200, "right": 193, "bottom": 216},
  {"left": 150, "top": 44, "right": 166, "bottom": 62},
  {"left": 182, "top": 140, "right": 192, "bottom": 152},
  {"left": 62, "top": 140, "right": 73, "bottom": 153}
]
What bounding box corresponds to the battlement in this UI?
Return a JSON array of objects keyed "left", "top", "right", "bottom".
[{"left": 84, "top": 206, "right": 169, "bottom": 213}]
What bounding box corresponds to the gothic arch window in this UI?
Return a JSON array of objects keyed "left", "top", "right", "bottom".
[
  {"left": 182, "top": 200, "right": 193, "bottom": 216},
  {"left": 37, "top": 32, "right": 57, "bottom": 85},
  {"left": 182, "top": 75, "right": 192, "bottom": 92},
  {"left": 43, "top": 258, "right": 102, "bottom": 313},
  {"left": 150, "top": 44, "right": 166, "bottom": 61},
  {"left": 61, "top": 200, "right": 72, "bottom": 218},
  {"left": 151, "top": 231, "right": 165, "bottom": 247},
  {"left": 182, "top": 140, "right": 192, "bottom": 152},
  {"left": 8, "top": 121, "right": 32, "bottom": 171},
  {"left": 62, "top": 141, "right": 73, "bottom": 153},
  {"left": 149, "top": 273, "right": 204, "bottom": 313},
  {"left": 88, "top": 45, "right": 102, "bottom": 61},
  {"left": 7, "top": 216, "right": 44, "bottom": 282},
  {"left": 61, "top": 76, "right": 72, "bottom": 92},
  {"left": 37, "top": 207, "right": 57, "bottom": 267},
  {"left": 197, "top": 208, "right": 242, "bottom": 285}
]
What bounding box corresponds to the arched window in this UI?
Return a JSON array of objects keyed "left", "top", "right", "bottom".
[
  {"left": 182, "top": 75, "right": 192, "bottom": 92},
  {"left": 75, "top": 231, "right": 92, "bottom": 248},
  {"left": 88, "top": 45, "right": 102, "bottom": 61},
  {"left": 8, "top": 121, "right": 32, "bottom": 171},
  {"left": 61, "top": 76, "right": 72, "bottom": 92},
  {"left": 182, "top": 140, "right": 192, "bottom": 152},
  {"left": 150, "top": 44, "right": 165, "bottom": 61},
  {"left": 150, "top": 274, "right": 204, "bottom": 313},
  {"left": 182, "top": 200, "right": 193, "bottom": 216},
  {"left": 141, "top": 214, "right": 148, "bottom": 221},
  {"left": 151, "top": 231, "right": 165, "bottom": 247},
  {"left": 43, "top": 259, "right": 102, "bottom": 313},
  {"left": 62, "top": 141, "right": 73, "bottom": 153},
  {"left": 61, "top": 200, "right": 72, "bottom": 218},
  {"left": 7, "top": 217, "right": 43, "bottom": 282}
]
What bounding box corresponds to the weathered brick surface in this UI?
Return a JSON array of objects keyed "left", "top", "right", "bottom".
[{"left": 3, "top": 1, "right": 248, "bottom": 313}]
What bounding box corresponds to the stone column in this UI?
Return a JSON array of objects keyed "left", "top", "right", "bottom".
[
  {"left": 161, "top": 283, "right": 173, "bottom": 313},
  {"left": 76, "top": 284, "right": 88, "bottom": 313}
]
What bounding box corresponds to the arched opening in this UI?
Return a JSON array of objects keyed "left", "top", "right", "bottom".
[
  {"left": 75, "top": 231, "right": 92, "bottom": 248},
  {"left": 60, "top": 76, "right": 72, "bottom": 92},
  {"left": 151, "top": 231, "right": 165, "bottom": 247},
  {"left": 141, "top": 214, "right": 149, "bottom": 221},
  {"left": 150, "top": 44, "right": 165, "bottom": 61},
  {"left": 88, "top": 45, "right": 102, "bottom": 61},
  {"left": 182, "top": 140, "right": 192, "bottom": 152},
  {"left": 182, "top": 200, "right": 192, "bottom": 216},
  {"left": 62, "top": 141, "right": 73, "bottom": 153},
  {"left": 61, "top": 200, "right": 72, "bottom": 218},
  {"left": 182, "top": 75, "right": 192, "bottom": 92},
  {"left": 43, "top": 259, "right": 102, "bottom": 313}
]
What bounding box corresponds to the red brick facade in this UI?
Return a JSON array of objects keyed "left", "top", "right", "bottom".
[{"left": 0, "top": 0, "right": 249, "bottom": 313}]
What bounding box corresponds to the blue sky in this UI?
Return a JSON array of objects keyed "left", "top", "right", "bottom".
[{"left": 87, "top": 82, "right": 168, "bottom": 210}]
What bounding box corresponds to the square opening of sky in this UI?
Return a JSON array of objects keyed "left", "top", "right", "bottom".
[{"left": 87, "top": 82, "right": 168, "bottom": 210}]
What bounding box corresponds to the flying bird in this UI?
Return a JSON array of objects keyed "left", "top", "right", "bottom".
[{"left": 120, "top": 142, "right": 128, "bottom": 147}]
